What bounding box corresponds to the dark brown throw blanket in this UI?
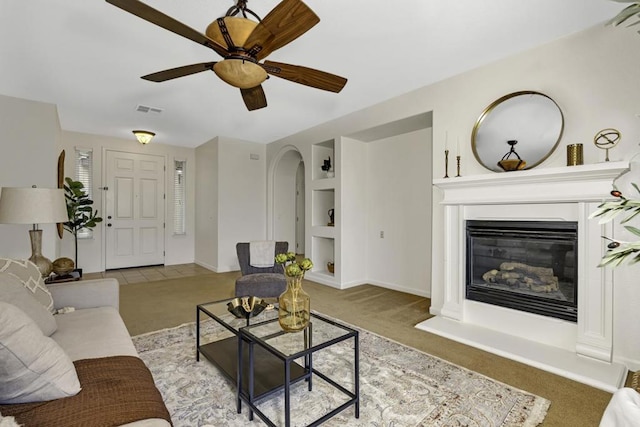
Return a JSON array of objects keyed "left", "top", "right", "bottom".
[{"left": 1, "top": 356, "right": 172, "bottom": 427}]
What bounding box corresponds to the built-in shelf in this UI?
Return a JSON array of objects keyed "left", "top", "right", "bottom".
[
  {"left": 309, "top": 139, "right": 338, "bottom": 286},
  {"left": 312, "top": 189, "right": 335, "bottom": 227},
  {"left": 311, "top": 226, "right": 335, "bottom": 238},
  {"left": 311, "top": 236, "right": 334, "bottom": 275},
  {"left": 311, "top": 177, "right": 336, "bottom": 190},
  {"left": 311, "top": 270, "right": 335, "bottom": 280},
  {"left": 312, "top": 139, "right": 335, "bottom": 181}
]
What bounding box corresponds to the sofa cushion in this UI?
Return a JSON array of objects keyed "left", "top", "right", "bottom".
[
  {"left": 0, "top": 302, "right": 81, "bottom": 404},
  {"left": 0, "top": 274, "right": 57, "bottom": 336},
  {"left": 600, "top": 387, "right": 640, "bottom": 426},
  {"left": 52, "top": 306, "right": 138, "bottom": 361},
  {"left": 0, "top": 259, "right": 54, "bottom": 313}
]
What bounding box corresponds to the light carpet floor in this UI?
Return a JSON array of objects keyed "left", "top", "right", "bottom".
[{"left": 133, "top": 318, "right": 550, "bottom": 427}]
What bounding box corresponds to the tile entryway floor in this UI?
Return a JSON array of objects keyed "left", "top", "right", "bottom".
[{"left": 83, "top": 263, "right": 214, "bottom": 285}]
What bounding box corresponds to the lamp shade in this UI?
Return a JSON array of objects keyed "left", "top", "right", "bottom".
[{"left": 0, "top": 187, "right": 68, "bottom": 225}]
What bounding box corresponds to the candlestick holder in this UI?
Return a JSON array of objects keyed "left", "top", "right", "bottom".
[
  {"left": 443, "top": 150, "right": 449, "bottom": 178},
  {"left": 456, "top": 155, "right": 461, "bottom": 177}
]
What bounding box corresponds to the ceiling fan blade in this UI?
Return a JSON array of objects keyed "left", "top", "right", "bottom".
[
  {"left": 252, "top": 0, "right": 320, "bottom": 60},
  {"left": 141, "top": 62, "right": 216, "bottom": 82},
  {"left": 262, "top": 61, "right": 347, "bottom": 93},
  {"left": 242, "top": 23, "right": 275, "bottom": 58},
  {"left": 106, "top": 0, "right": 229, "bottom": 57},
  {"left": 241, "top": 86, "right": 267, "bottom": 111}
]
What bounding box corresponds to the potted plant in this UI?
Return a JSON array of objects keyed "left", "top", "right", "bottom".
[
  {"left": 590, "top": 182, "right": 640, "bottom": 266},
  {"left": 63, "top": 177, "right": 102, "bottom": 275}
]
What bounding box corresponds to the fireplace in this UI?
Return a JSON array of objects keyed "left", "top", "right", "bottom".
[
  {"left": 466, "top": 220, "right": 578, "bottom": 322},
  {"left": 416, "top": 162, "right": 629, "bottom": 391}
]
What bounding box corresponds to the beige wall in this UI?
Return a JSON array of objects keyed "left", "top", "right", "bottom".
[
  {"left": 0, "top": 94, "right": 62, "bottom": 262},
  {"left": 195, "top": 136, "right": 266, "bottom": 272},
  {"left": 1, "top": 21, "right": 639, "bottom": 369},
  {"left": 59, "top": 131, "right": 196, "bottom": 273},
  {"left": 0, "top": 94, "right": 196, "bottom": 273},
  {"left": 365, "top": 129, "right": 432, "bottom": 296},
  {"left": 266, "top": 23, "right": 640, "bottom": 369},
  {"left": 195, "top": 138, "right": 219, "bottom": 271}
]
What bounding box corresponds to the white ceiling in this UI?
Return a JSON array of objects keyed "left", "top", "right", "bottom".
[{"left": 0, "top": 0, "right": 623, "bottom": 148}]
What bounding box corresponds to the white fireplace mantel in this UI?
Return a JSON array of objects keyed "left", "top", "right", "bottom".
[
  {"left": 433, "top": 161, "right": 629, "bottom": 205},
  {"left": 418, "top": 161, "right": 629, "bottom": 392}
]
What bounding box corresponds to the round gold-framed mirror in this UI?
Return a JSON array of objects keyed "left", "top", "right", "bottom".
[{"left": 471, "top": 91, "right": 564, "bottom": 172}]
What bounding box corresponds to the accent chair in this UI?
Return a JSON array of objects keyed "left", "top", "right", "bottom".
[{"left": 235, "top": 241, "right": 288, "bottom": 298}]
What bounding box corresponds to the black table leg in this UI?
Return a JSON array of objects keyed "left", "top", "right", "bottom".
[
  {"left": 307, "top": 323, "right": 313, "bottom": 391},
  {"left": 248, "top": 339, "right": 255, "bottom": 421},
  {"left": 285, "top": 360, "right": 291, "bottom": 427},
  {"left": 196, "top": 307, "right": 200, "bottom": 362},
  {"left": 355, "top": 331, "right": 360, "bottom": 418},
  {"left": 236, "top": 334, "right": 243, "bottom": 414}
]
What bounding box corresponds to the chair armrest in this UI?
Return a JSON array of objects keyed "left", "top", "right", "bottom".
[{"left": 48, "top": 278, "right": 120, "bottom": 310}]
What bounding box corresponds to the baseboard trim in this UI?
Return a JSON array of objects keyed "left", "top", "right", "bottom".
[
  {"left": 194, "top": 260, "right": 218, "bottom": 272},
  {"left": 366, "top": 279, "right": 430, "bottom": 298}
]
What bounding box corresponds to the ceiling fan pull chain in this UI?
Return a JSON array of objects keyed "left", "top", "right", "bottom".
[{"left": 216, "top": 18, "right": 236, "bottom": 50}]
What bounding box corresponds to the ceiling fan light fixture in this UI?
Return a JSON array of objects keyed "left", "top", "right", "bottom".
[
  {"left": 133, "top": 130, "right": 155, "bottom": 144},
  {"left": 213, "top": 59, "right": 267, "bottom": 89}
]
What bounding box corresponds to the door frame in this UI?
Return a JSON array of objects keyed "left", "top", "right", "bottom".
[{"left": 102, "top": 148, "right": 167, "bottom": 270}]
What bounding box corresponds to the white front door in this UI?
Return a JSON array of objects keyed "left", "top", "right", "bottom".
[{"left": 105, "top": 150, "right": 165, "bottom": 269}]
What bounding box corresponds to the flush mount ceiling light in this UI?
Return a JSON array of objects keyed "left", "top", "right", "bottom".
[
  {"left": 133, "top": 130, "right": 155, "bottom": 144},
  {"left": 106, "top": 0, "right": 347, "bottom": 111}
]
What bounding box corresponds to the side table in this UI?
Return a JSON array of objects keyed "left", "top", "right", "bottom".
[{"left": 45, "top": 270, "right": 81, "bottom": 284}]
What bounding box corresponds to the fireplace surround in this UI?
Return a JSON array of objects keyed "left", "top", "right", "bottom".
[
  {"left": 466, "top": 220, "right": 578, "bottom": 322},
  {"left": 416, "top": 162, "right": 629, "bottom": 392}
]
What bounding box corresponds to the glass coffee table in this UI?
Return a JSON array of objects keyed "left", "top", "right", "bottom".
[
  {"left": 196, "top": 297, "right": 359, "bottom": 427},
  {"left": 197, "top": 298, "right": 294, "bottom": 397}
]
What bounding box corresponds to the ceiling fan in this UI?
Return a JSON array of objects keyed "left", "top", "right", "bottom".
[{"left": 106, "top": 0, "right": 348, "bottom": 111}]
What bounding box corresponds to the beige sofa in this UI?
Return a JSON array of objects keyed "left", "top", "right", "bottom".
[{"left": 0, "top": 259, "right": 171, "bottom": 426}]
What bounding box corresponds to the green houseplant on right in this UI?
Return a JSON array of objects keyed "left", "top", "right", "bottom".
[
  {"left": 63, "top": 177, "right": 102, "bottom": 273},
  {"left": 590, "top": 1, "right": 640, "bottom": 266},
  {"left": 590, "top": 182, "right": 640, "bottom": 267}
]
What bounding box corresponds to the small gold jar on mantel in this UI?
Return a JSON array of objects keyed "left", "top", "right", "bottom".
[{"left": 566, "top": 143, "right": 584, "bottom": 166}]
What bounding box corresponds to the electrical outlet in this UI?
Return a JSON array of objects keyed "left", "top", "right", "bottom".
[{"left": 380, "top": 231, "right": 384, "bottom": 238}]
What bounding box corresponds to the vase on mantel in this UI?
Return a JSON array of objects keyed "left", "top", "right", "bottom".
[{"left": 278, "top": 275, "right": 310, "bottom": 332}]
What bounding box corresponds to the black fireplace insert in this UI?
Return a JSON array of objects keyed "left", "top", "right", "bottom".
[{"left": 466, "top": 220, "right": 578, "bottom": 322}]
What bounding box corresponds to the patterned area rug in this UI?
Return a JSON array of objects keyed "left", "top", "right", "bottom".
[{"left": 133, "top": 318, "right": 549, "bottom": 427}]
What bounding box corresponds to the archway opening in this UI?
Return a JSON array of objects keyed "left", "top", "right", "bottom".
[{"left": 270, "top": 148, "right": 305, "bottom": 255}]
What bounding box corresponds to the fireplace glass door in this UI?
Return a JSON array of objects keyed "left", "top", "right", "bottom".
[{"left": 466, "top": 220, "right": 578, "bottom": 322}]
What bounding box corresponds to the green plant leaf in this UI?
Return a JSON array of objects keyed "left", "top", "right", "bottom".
[
  {"left": 626, "top": 225, "right": 640, "bottom": 237},
  {"left": 63, "top": 177, "right": 103, "bottom": 239},
  {"left": 608, "top": 4, "right": 640, "bottom": 26}
]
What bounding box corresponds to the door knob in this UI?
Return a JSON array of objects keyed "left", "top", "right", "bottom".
[
  {"left": 107, "top": 215, "right": 112, "bottom": 219},
  {"left": 107, "top": 223, "right": 112, "bottom": 227}
]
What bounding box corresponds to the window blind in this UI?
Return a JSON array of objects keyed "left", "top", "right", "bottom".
[
  {"left": 75, "top": 148, "right": 94, "bottom": 239},
  {"left": 174, "top": 160, "right": 186, "bottom": 235}
]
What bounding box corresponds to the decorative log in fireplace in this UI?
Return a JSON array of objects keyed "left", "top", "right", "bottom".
[{"left": 466, "top": 220, "right": 578, "bottom": 322}]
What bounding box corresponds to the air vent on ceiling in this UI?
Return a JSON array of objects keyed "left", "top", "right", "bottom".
[{"left": 135, "top": 104, "right": 163, "bottom": 114}]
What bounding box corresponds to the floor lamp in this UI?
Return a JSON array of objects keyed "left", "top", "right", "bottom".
[{"left": 0, "top": 187, "right": 69, "bottom": 277}]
